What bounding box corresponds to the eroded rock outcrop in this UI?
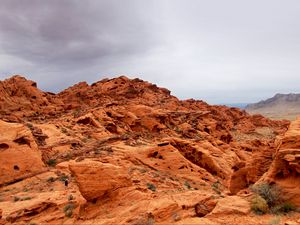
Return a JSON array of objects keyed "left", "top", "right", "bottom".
[
  {"left": 0, "top": 75, "right": 293, "bottom": 224},
  {"left": 0, "top": 120, "right": 45, "bottom": 185},
  {"left": 0, "top": 75, "right": 62, "bottom": 122},
  {"left": 262, "top": 117, "right": 300, "bottom": 206}
]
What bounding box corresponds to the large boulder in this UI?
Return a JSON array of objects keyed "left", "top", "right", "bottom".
[
  {"left": 0, "top": 120, "right": 45, "bottom": 185},
  {"left": 69, "top": 159, "right": 131, "bottom": 201},
  {"left": 208, "top": 196, "right": 250, "bottom": 216}
]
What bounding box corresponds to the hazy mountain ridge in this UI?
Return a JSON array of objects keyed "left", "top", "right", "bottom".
[{"left": 246, "top": 93, "right": 300, "bottom": 120}]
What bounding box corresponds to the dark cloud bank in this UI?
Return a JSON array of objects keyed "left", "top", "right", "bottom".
[{"left": 1, "top": 0, "right": 300, "bottom": 104}]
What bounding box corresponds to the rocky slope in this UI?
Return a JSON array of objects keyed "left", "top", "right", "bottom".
[
  {"left": 1, "top": 75, "right": 299, "bottom": 225},
  {"left": 246, "top": 93, "right": 300, "bottom": 120},
  {"left": 262, "top": 117, "right": 300, "bottom": 205}
]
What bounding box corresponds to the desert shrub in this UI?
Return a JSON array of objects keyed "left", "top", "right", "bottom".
[
  {"left": 46, "top": 159, "right": 57, "bottom": 167},
  {"left": 147, "top": 183, "right": 156, "bottom": 192},
  {"left": 65, "top": 209, "right": 73, "bottom": 218},
  {"left": 139, "top": 168, "right": 148, "bottom": 173},
  {"left": 64, "top": 203, "right": 74, "bottom": 211},
  {"left": 61, "top": 127, "right": 68, "bottom": 134},
  {"left": 211, "top": 181, "right": 221, "bottom": 194},
  {"left": 250, "top": 183, "right": 280, "bottom": 207},
  {"left": 59, "top": 174, "right": 69, "bottom": 182},
  {"left": 47, "top": 177, "right": 56, "bottom": 183},
  {"left": 250, "top": 182, "right": 296, "bottom": 215},
  {"left": 13, "top": 196, "right": 20, "bottom": 202},
  {"left": 20, "top": 196, "right": 32, "bottom": 201},
  {"left": 72, "top": 109, "right": 81, "bottom": 118},
  {"left": 184, "top": 181, "right": 191, "bottom": 190},
  {"left": 251, "top": 194, "right": 269, "bottom": 215},
  {"left": 14, "top": 196, "right": 33, "bottom": 202},
  {"left": 68, "top": 194, "right": 74, "bottom": 201},
  {"left": 270, "top": 202, "right": 296, "bottom": 214},
  {"left": 64, "top": 203, "right": 74, "bottom": 218},
  {"left": 26, "top": 123, "right": 34, "bottom": 129},
  {"left": 279, "top": 202, "right": 296, "bottom": 213}
]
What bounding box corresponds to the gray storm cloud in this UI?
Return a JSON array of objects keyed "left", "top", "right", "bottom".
[{"left": 0, "top": 0, "right": 300, "bottom": 104}]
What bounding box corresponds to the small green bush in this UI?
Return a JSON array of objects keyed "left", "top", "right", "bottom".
[
  {"left": 280, "top": 202, "right": 296, "bottom": 213},
  {"left": 64, "top": 203, "right": 74, "bottom": 211},
  {"left": 26, "top": 123, "right": 34, "bottom": 129},
  {"left": 59, "top": 175, "right": 69, "bottom": 182},
  {"left": 64, "top": 203, "right": 74, "bottom": 218},
  {"left": 211, "top": 181, "right": 221, "bottom": 194},
  {"left": 184, "top": 181, "right": 191, "bottom": 190},
  {"left": 61, "top": 127, "right": 68, "bottom": 134},
  {"left": 270, "top": 202, "right": 296, "bottom": 214},
  {"left": 46, "top": 159, "right": 57, "bottom": 167},
  {"left": 14, "top": 196, "right": 33, "bottom": 202},
  {"left": 147, "top": 183, "right": 156, "bottom": 192},
  {"left": 47, "top": 177, "right": 56, "bottom": 183},
  {"left": 65, "top": 209, "right": 73, "bottom": 218}
]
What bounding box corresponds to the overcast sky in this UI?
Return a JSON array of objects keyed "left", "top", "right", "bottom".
[{"left": 0, "top": 0, "right": 300, "bottom": 104}]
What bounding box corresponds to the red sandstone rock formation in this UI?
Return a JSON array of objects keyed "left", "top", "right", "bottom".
[
  {"left": 69, "top": 160, "right": 132, "bottom": 201},
  {"left": 0, "top": 75, "right": 297, "bottom": 225},
  {"left": 0, "top": 120, "right": 46, "bottom": 185},
  {"left": 262, "top": 117, "right": 300, "bottom": 205}
]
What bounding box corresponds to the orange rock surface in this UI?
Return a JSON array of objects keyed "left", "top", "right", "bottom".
[
  {"left": 262, "top": 117, "right": 300, "bottom": 206},
  {"left": 69, "top": 160, "right": 132, "bottom": 201},
  {"left": 0, "top": 120, "right": 46, "bottom": 186},
  {"left": 0, "top": 75, "right": 299, "bottom": 225}
]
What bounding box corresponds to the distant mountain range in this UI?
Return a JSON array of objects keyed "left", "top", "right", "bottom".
[{"left": 245, "top": 93, "right": 300, "bottom": 120}]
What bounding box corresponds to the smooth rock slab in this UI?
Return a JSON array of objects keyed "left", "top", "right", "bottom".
[{"left": 208, "top": 196, "right": 250, "bottom": 216}]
